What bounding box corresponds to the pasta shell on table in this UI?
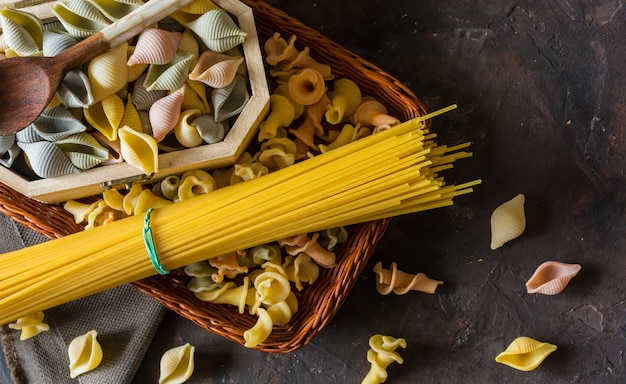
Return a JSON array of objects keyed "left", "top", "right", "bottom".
[
  {"left": 325, "top": 78, "right": 362, "bottom": 124},
  {"left": 131, "top": 73, "right": 167, "bottom": 111},
  {"left": 57, "top": 68, "right": 94, "bottom": 108},
  {"left": 264, "top": 32, "right": 299, "bottom": 66},
  {"left": 186, "top": 9, "right": 247, "bottom": 53},
  {"left": 17, "top": 141, "right": 80, "bottom": 178},
  {"left": 0, "top": 8, "right": 43, "bottom": 57},
  {"left": 89, "top": 0, "right": 144, "bottom": 21},
  {"left": 258, "top": 94, "right": 295, "bottom": 141},
  {"left": 118, "top": 126, "right": 159, "bottom": 175},
  {"left": 143, "top": 51, "right": 194, "bottom": 92},
  {"left": 24, "top": 106, "right": 87, "bottom": 142},
  {"left": 287, "top": 68, "right": 326, "bottom": 106},
  {"left": 127, "top": 28, "right": 182, "bottom": 66},
  {"left": 350, "top": 97, "right": 400, "bottom": 131},
  {"left": 55, "top": 132, "right": 109, "bottom": 170},
  {"left": 84, "top": 93, "right": 125, "bottom": 141},
  {"left": 212, "top": 74, "right": 250, "bottom": 123},
  {"left": 189, "top": 51, "right": 244, "bottom": 88},
  {"left": 88, "top": 42, "right": 129, "bottom": 103},
  {"left": 243, "top": 307, "right": 273, "bottom": 348},
  {"left": 158, "top": 343, "right": 195, "bottom": 384},
  {"left": 42, "top": 30, "right": 79, "bottom": 56},
  {"left": 490, "top": 193, "right": 526, "bottom": 250},
  {"left": 495, "top": 336, "right": 557, "bottom": 371},
  {"left": 67, "top": 330, "right": 103, "bottom": 379},
  {"left": 52, "top": 0, "right": 110, "bottom": 38},
  {"left": 525, "top": 261, "right": 581, "bottom": 295},
  {"left": 149, "top": 85, "right": 186, "bottom": 142}
]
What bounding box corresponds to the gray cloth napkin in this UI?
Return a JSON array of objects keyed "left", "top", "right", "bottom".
[{"left": 0, "top": 212, "right": 168, "bottom": 384}]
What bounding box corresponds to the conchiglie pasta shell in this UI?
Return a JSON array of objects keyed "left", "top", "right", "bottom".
[
  {"left": 42, "top": 30, "right": 79, "bottom": 56},
  {"left": 127, "top": 28, "right": 182, "bottom": 66},
  {"left": 175, "top": 109, "right": 204, "bottom": 148},
  {"left": 525, "top": 261, "right": 581, "bottom": 295},
  {"left": 28, "top": 106, "right": 87, "bottom": 141},
  {"left": 490, "top": 193, "right": 526, "bottom": 250},
  {"left": 126, "top": 46, "right": 148, "bottom": 82},
  {"left": 52, "top": 0, "right": 110, "bottom": 38},
  {"left": 192, "top": 114, "right": 225, "bottom": 144},
  {"left": 177, "top": 29, "right": 200, "bottom": 68},
  {"left": 57, "top": 69, "right": 94, "bottom": 108},
  {"left": 88, "top": 42, "right": 128, "bottom": 102},
  {"left": 131, "top": 73, "right": 167, "bottom": 111},
  {"left": 186, "top": 9, "right": 247, "bottom": 53},
  {"left": 287, "top": 68, "right": 326, "bottom": 106},
  {"left": 89, "top": 0, "right": 143, "bottom": 21},
  {"left": 495, "top": 336, "right": 557, "bottom": 371},
  {"left": 0, "top": 8, "right": 43, "bottom": 57},
  {"left": 158, "top": 343, "right": 195, "bottom": 384},
  {"left": 118, "top": 126, "right": 159, "bottom": 174},
  {"left": 182, "top": 79, "right": 210, "bottom": 114},
  {"left": 143, "top": 51, "right": 194, "bottom": 91},
  {"left": 55, "top": 132, "right": 109, "bottom": 170},
  {"left": 212, "top": 74, "right": 249, "bottom": 122},
  {"left": 0, "top": 135, "right": 15, "bottom": 154},
  {"left": 149, "top": 85, "right": 185, "bottom": 142},
  {"left": 84, "top": 93, "right": 125, "bottom": 141},
  {"left": 189, "top": 51, "right": 244, "bottom": 88},
  {"left": 120, "top": 95, "right": 143, "bottom": 132},
  {"left": 68, "top": 330, "right": 103, "bottom": 379}
]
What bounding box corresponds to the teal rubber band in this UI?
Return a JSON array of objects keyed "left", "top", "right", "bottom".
[{"left": 143, "top": 208, "right": 169, "bottom": 275}]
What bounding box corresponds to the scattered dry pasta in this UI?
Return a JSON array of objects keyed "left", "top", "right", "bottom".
[
  {"left": 373, "top": 262, "right": 443, "bottom": 295},
  {"left": 495, "top": 336, "right": 556, "bottom": 371},
  {"left": 158, "top": 343, "right": 195, "bottom": 384},
  {"left": 362, "top": 334, "right": 407, "bottom": 384},
  {"left": 490, "top": 193, "right": 526, "bottom": 250},
  {"left": 67, "top": 330, "right": 103, "bottom": 379}
]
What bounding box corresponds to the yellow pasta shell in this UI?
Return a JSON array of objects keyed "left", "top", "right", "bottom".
[
  {"left": 88, "top": 42, "right": 129, "bottom": 103},
  {"left": 0, "top": 8, "right": 43, "bottom": 57},
  {"left": 158, "top": 343, "right": 195, "bottom": 384},
  {"left": 175, "top": 109, "right": 204, "bottom": 148},
  {"left": 490, "top": 193, "right": 526, "bottom": 250},
  {"left": 495, "top": 336, "right": 557, "bottom": 371},
  {"left": 84, "top": 93, "right": 125, "bottom": 141},
  {"left": 68, "top": 330, "right": 103, "bottom": 379},
  {"left": 118, "top": 126, "right": 159, "bottom": 175}
]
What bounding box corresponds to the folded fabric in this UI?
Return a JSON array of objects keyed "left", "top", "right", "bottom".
[{"left": 0, "top": 213, "right": 167, "bottom": 384}]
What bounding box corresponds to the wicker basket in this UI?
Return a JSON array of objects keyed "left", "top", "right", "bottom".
[{"left": 0, "top": 0, "right": 428, "bottom": 353}]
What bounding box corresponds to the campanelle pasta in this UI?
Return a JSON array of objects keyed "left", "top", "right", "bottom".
[
  {"left": 362, "top": 334, "right": 407, "bottom": 384},
  {"left": 8, "top": 311, "right": 49, "bottom": 340}
]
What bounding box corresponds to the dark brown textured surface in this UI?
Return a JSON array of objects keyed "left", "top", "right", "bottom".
[{"left": 132, "top": 1, "right": 626, "bottom": 383}]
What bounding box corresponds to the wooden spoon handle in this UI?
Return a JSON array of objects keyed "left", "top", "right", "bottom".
[{"left": 53, "top": 0, "right": 194, "bottom": 71}]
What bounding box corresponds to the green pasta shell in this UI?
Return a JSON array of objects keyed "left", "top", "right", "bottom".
[{"left": 186, "top": 9, "right": 247, "bottom": 53}]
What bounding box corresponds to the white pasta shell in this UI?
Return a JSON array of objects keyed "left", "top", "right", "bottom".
[
  {"left": 143, "top": 51, "right": 194, "bottom": 92},
  {"left": 0, "top": 134, "right": 15, "bottom": 154},
  {"left": 0, "top": 144, "right": 20, "bottom": 167},
  {"left": 52, "top": 0, "right": 110, "bottom": 38},
  {"left": 127, "top": 28, "right": 182, "bottom": 66},
  {"left": 68, "top": 330, "right": 103, "bottom": 379},
  {"left": 17, "top": 141, "right": 80, "bottom": 178},
  {"left": 212, "top": 74, "right": 249, "bottom": 122},
  {"left": 28, "top": 106, "right": 87, "bottom": 142},
  {"left": 186, "top": 9, "right": 247, "bottom": 53},
  {"left": 84, "top": 93, "right": 125, "bottom": 141},
  {"left": 132, "top": 73, "right": 167, "bottom": 111},
  {"left": 88, "top": 42, "right": 129, "bottom": 102},
  {"left": 490, "top": 193, "right": 526, "bottom": 250},
  {"left": 118, "top": 126, "right": 159, "bottom": 174},
  {"left": 89, "top": 0, "right": 143, "bottom": 21},
  {"left": 525, "top": 261, "right": 581, "bottom": 295},
  {"left": 55, "top": 132, "right": 109, "bottom": 170},
  {"left": 189, "top": 51, "right": 244, "bottom": 88},
  {"left": 158, "top": 343, "right": 195, "bottom": 384},
  {"left": 149, "top": 85, "right": 185, "bottom": 142},
  {"left": 57, "top": 68, "right": 94, "bottom": 108},
  {"left": 0, "top": 8, "right": 43, "bottom": 57},
  {"left": 42, "top": 30, "right": 79, "bottom": 56}
]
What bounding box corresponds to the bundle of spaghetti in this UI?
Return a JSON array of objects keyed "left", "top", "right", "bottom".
[{"left": 0, "top": 105, "right": 481, "bottom": 324}]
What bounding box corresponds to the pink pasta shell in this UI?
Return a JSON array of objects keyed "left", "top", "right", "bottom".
[
  {"left": 149, "top": 85, "right": 186, "bottom": 142},
  {"left": 525, "top": 261, "right": 581, "bottom": 295},
  {"left": 189, "top": 51, "right": 244, "bottom": 88},
  {"left": 127, "top": 28, "right": 182, "bottom": 66}
]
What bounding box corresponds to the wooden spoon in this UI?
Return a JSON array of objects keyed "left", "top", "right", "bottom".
[{"left": 0, "top": 0, "right": 194, "bottom": 136}]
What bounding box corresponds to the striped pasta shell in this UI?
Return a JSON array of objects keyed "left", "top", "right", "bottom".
[
  {"left": 57, "top": 68, "right": 94, "bottom": 108},
  {"left": 55, "top": 132, "right": 109, "bottom": 170},
  {"left": 189, "top": 51, "right": 244, "bottom": 88},
  {"left": 42, "top": 30, "right": 79, "bottom": 56},
  {"left": 88, "top": 42, "right": 129, "bottom": 102},
  {"left": 0, "top": 135, "right": 15, "bottom": 154},
  {"left": 525, "top": 261, "right": 581, "bottom": 295},
  {"left": 177, "top": 29, "right": 200, "bottom": 68},
  {"left": 182, "top": 79, "right": 210, "bottom": 114},
  {"left": 125, "top": 46, "right": 148, "bottom": 82},
  {"left": 0, "top": 8, "right": 43, "bottom": 57},
  {"left": 120, "top": 95, "right": 143, "bottom": 132},
  {"left": 52, "top": 0, "right": 110, "bottom": 38},
  {"left": 149, "top": 85, "right": 186, "bottom": 142},
  {"left": 118, "top": 126, "right": 159, "bottom": 174},
  {"left": 170, "top": 0, "right": 222, "bottom": 26},
  {"left": 127, "top": 28, "right": 182, "bottom": 66},
  {"left": 89, "top": 0, "right": 144, "bottom": 21},
  {"left": 192, "top": 114, "right": 225, "bottom": 144},
  {"left": 158, "top": 343, "right": 195, "bottom": 384},
  {"left": 186, "top": 9, "right": 247, "bottom": 53},
  {"left": 143, "top": 51, "right": 194, "bottom": 92},
  {"left": 131, "top": 73, "right": 167, "bottom": 111},
  {"left": 490, "top": 193, "right": 526, "bottom": 250},
  {"left": 25, "top": 106, "right": 87, "bottom": 142},
  {"left": 84, "top": 93, "right": 125, "bottom": 141},
  {"left": 17, "top": 141, "right": 80, "bottom": 178},
  {"left": 212, "top": 74, "right": 249, "bottom": 123},
  {"left": 495, "top": 337, "right": 557, "bottom": 371}
]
